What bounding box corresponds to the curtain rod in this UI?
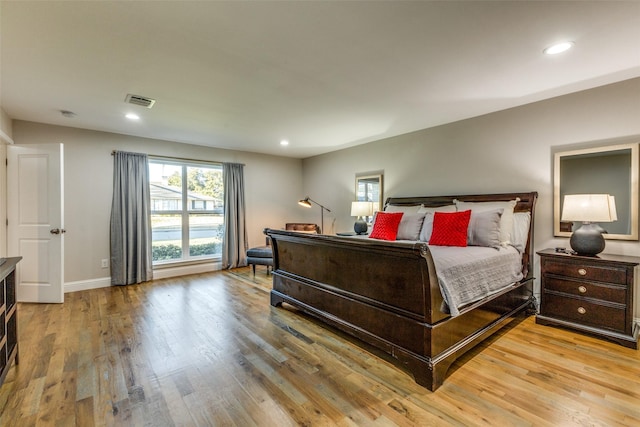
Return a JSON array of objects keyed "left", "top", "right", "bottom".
[{"left": 111, "top": 150, "right": 244, "bottom": 166}]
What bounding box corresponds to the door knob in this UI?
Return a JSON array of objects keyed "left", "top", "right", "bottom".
[{"left": 50, "top": 228, "right": 66, "bottom": 234}]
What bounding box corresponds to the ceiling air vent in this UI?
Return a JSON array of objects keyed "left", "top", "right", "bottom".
[{"left": 125, "top": 94, "right": 156, "bottom": 109}]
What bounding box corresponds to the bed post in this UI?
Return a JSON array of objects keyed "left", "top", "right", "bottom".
[{"left": 417, "top": 243, "right": 449, "bottom": 325}]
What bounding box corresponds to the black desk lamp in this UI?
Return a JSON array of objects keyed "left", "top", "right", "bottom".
[{"left": 298, "top": 197, "right": 331, "bottom": 234}]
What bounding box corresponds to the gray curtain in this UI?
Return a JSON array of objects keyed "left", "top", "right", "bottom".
[
  {"left": 110, "top": 151, "right": 153, "bottom": 285},
  {"left": 222, "top": 163, "right": 248, "bottom": 269}
]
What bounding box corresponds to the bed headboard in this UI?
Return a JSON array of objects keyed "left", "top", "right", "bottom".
[{"left": 384, "top": 192, "right": 538, "bottom": 279}]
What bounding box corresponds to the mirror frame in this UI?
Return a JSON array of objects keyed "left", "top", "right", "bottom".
[
  {"left": 554, "top": 142, "right": 639, "bottom": 240},
  {"left": 355, "top": 172, "right": 383, "bottom": 214}
]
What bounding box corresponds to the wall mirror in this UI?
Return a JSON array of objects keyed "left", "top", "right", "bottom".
[
  {"left": 356, "top": 172, "right": 383, "bottom": 217},
  {"left": 554, "top": 142, "right": 638, "bottom": 240}
]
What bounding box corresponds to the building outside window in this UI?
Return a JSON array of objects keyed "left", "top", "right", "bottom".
[{"left": 149, "top": 159, "right": 224, "bottom": 264}]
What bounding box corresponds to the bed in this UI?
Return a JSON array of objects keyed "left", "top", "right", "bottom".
[{"left": 266, "top": 192, "right": 537, "bottom": 391}]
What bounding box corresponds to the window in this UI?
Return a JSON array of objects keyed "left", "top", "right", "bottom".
[{"left": 149, "top": 159, "right": 224, "bottom": 264}]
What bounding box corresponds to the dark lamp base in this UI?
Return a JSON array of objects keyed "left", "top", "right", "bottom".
[
  {"left": 570, "top": 223, "right": 606, "bottom": 256},
  {"left": 354, "top": 218, "right": 368, "bottom": 235}
]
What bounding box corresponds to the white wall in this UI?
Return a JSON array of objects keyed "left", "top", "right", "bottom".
[
  {"left": 0, "top": 108, "right": 12, "bottom": 258},
  {"left": 1, "top": 0, "right": 12, "bottom": 256},
  {"left": 0, "top": 109, "right": 11, "bottom": 139},
  {"left": 301, "top": 78, "right": 640, "bottom": 316},
  {"left": 11, "top": 121, "right": 305, "bottom": 285}
]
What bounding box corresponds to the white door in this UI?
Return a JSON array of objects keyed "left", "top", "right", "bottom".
[{"left": 7, "top": 143, "right": 64, "bottom": 303}]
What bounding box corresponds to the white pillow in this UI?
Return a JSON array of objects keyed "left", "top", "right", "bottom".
[
  {"left": 385, "top": 204, "right": 422, "bottom": 214},
  {"left": 418, "top": 205, "right": 457, "bottom": 242},
  {"left": 454, "top": 199, "right": 519, "bottom": 246},
  {"left": 511, "top": 211, "right": 531, "bottom": 252},
  {"left": 417, "top": 204, "right": 456, "bottom": 214}
]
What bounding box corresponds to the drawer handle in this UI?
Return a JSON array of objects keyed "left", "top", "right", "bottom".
[
  {"left": 578, "top": 286, "right": 587, "bottom": 293},
  {"left": 577, "top": 268, "right": 587, "bottom": 276},
  {"left": 577, "top": 307, "right": 586, "bottom": 315}
]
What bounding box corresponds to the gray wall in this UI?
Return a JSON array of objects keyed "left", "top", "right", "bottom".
[
  {"left": 300, "top": 78, "right": 640, "bottom": 316},
  {"left": 11, "top": 121, "right": 304, "bottom": 283}
]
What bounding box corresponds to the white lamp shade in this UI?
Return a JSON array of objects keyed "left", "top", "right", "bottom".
[
  {"left": 608, "top": 195, "right": 618, "bottom": 221},
  {"left": 561, "top": 194, "right": 617, "bottom": 223},
  {"left": 351, "top": 201, "right": 373, "bottom": 217}
]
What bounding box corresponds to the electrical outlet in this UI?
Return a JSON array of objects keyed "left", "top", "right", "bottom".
[{"left": 101, "top": 259, "right": 109, "bottom": 268}]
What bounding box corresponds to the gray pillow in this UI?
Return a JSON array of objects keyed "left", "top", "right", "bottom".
[
  {"left": 419, "top": 212, "right": 434, "bottom": 242},
  {"left": 396, "top": 213, "right": 426, "bottom": 240},
  {"left": 468, "top": 209, "right": 503, "bottom": 249}
]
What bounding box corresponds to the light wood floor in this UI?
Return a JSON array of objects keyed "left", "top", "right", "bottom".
[{"left": 0, "top": 267, "right": 639, "bottom": 426}]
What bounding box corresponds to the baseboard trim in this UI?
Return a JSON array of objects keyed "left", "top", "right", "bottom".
[
  {"left": 64, "top": 262, "right": 224, "bottom": 293},
  {"left": 65, "top": 277, "right": 111, "bottom": 293},
  {"left": 152, "top": 262, "right": 222, "bottom": 280}
]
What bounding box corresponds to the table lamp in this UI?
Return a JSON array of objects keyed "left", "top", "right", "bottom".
[
  {"left": 561, "top": 194, "right": 617, "bottom": 256},
  {"left": 351, "top": 201, "right": 373, "bottom": 234}
]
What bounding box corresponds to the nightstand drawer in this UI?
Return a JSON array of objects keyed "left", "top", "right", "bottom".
[
  {"left": 542, "top": 294, "right": 625, "bottom": 332},
  {"left": 543, "top": 277, "right": 626, "bottom": 304},
  {"left": 543, "top": 260, "right": 627, "bottom": 284}
]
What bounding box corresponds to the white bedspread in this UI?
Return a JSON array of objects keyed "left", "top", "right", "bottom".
[{"left": 427, "top": 245, "right": 523, "bottom": 316}]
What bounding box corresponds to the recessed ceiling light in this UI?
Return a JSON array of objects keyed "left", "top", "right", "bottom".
[
  {"left": 280, "top": 140, "right": 289, "bottom": 146},
  {"left": 544, "top": 41, "right": 574, "bottom": 55},
  {"left": 125, "top": 113, "right": 140, "bottom": 120}
]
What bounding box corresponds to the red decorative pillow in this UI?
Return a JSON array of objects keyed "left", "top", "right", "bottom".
[
  {"left": 369, "top": 212, "right": 404, "bottom": 241},
  {"left": 429, "top": 210, "right": 471, "bottom": 247}
]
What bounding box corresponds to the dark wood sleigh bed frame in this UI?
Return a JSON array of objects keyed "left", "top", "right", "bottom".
[{"left": 266, "top": 192, "right": 538, "bottom": 391}]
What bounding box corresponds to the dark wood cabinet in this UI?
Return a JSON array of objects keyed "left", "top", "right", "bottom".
[
  {"left": 537, "top": 249, "right": 639, "bottom": 349},
  {"left": 0, "top": 257, "right": 21, "bottom": 386}
]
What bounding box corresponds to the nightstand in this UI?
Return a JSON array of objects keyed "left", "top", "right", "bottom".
[{"left": 537, "top": 248, "right": 640, "bottom": 349}]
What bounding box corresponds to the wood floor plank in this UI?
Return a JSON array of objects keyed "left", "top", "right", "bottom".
[{"left": 0, "top": 267, "right": 639, "bottom": 426}]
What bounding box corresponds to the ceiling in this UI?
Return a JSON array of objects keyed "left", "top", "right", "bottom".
[{"left": 2, "top": 1, "right": 639, "bottom": 158}]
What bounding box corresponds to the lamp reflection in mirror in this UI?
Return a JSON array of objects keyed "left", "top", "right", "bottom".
[
  {"left": 298, "top": 197, "right": 331, "bottom": 234},
  {"left": 561, "top": 194, "right": 617, "bottom": 256},
  {"left": 351, "top": 201, "right": 373, "bottom": 235}
]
